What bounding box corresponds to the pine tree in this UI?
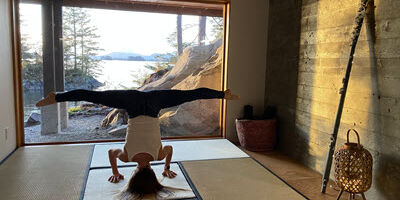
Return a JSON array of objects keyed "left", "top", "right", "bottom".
[
  {"left": 21, "top": 34, "right": 43, "bottom": 85},
  {"left": 209, "top": 17, "right": 223, "bottom": 40},
  {"left": 20, "top": 14, "right": 43, "bottom": 88},
  {"left": 63, "top": 7, "right": 102, "bottom": 85}
]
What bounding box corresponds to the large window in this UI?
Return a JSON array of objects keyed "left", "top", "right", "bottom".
[{"left": 20, "top": 0, "right": 226, "bottom": 144}]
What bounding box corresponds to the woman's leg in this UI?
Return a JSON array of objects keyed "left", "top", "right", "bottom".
[
  {"left": 150, "top": 87, "right": 225, "bottom": 109},
  {"left": 37, "top": 89, "right": 137, "bottom": 109}
]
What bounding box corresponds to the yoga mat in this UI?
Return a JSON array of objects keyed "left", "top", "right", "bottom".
[
  {"left": 0, "top": 145, "right": 92, "bottom": 200},
  {"left": 181, "top": 158, "right": 307, "bottom": 200},
  {"left": 90, "top": 139, "right": 249, "bottom": 168},
  {"left": 83, "top": 163, "right": 196, "bottom": 200}
]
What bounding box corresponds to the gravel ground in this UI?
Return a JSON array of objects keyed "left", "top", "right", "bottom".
[{"left": 24, "top": 114, "right": 125, "bottom": 143}]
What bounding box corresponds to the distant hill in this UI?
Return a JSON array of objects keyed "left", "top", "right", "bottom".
[{"left": 96, "top": 52, "right": 173, "bottom": 62}]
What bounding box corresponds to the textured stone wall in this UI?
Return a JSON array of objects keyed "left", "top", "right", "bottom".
[{"left": 265, "top": 0, "right": 400, "bottom": 199}]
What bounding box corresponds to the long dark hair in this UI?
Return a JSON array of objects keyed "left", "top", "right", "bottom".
[{"left": 118, "top": 167, "right": 165, "bottom": 200}]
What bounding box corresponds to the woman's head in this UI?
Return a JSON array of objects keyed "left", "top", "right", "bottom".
[{"left": 118, "top": 166, "right": 164, "bottom": 199}]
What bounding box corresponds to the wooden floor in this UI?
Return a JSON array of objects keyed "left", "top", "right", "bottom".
[{"left": 242, "top": 148, "right": 363, "bottom": 200}]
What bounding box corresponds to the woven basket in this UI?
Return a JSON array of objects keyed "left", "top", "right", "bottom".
[
  {"left": 235, "top": 119, "right": 276, "bottom": 151},
  {"left": 334, "top": 129, "right": 373, "bottom": 193}
]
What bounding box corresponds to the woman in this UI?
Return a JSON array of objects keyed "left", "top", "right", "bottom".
[{"left": 36, "top": 87, "right": 239, "bottom": 197}]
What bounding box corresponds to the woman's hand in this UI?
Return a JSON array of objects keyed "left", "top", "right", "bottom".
[
  {"left": 162, "top": 169, "right": 177, "bottom": 178},
  {"left": 108, "top": 173, "right": 124, "bottom": 183}
]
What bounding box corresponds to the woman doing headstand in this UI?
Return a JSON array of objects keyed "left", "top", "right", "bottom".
[{"left": 36, "top": 87, "right": 239, "bottom": 197}]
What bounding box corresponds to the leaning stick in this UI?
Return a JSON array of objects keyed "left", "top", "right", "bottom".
[{"left": 321, "top": 0, "right": 370, "bottom": 193}]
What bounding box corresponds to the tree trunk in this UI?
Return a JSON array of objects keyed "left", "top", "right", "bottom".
[
  {"left": 177, "top": 14, "right": 183, "bottom": 56},
  {"left": 73, "top": 9, "right": 77, "bottom": 71},
  {"left": 198, "top": 16, "right": 206, "bottom": 46}
]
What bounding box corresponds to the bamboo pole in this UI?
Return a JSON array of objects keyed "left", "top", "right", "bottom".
[{"left": 321, "top": 0, "right": 370, "bottom": 193}]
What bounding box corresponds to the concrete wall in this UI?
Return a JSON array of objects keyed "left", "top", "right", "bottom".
[
  {"left": 264, "top": 0, "right": 302, "bottom": 152},
  {"left": 225, "top": 0, "right": 269, "bottom": 143},
  {"left": 0, "top": 0, "right": 17, "bottom": 162},
  {"left": 265, "top": 0, "right": 400, "bottom": 199}
]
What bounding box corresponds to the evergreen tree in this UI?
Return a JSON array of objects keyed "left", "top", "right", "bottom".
[
  {"left": 63, "top": 7, "right": 103, "bottom": 85},
  {"left": 209, "top": 17, "right": 223, "bottom": 40},
  {"left": 21, "top": 34, "right": 43, "bottom": 85},
  {"left": 20, "top": 14, "right": 43, "bottom": 88},
  {"left": 167, "top": 21, "right": 196, "bottom": 58}
]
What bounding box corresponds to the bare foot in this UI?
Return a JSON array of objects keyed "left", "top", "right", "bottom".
[
  {"left": 224, "top": 89, "right": 240, "bottom": 100},
  {"left": 36, "top": 92, "right": 57, "bottom": 107}
]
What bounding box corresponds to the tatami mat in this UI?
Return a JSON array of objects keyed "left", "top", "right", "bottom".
[
  {"left": 84, "top": 163, "right": 196, "bottom": 200},
  {"left": 0, "top": 145, "right": 92, "bottom": 200},
  {"left": 90, "top": 139, "right": 249, "bottom": 168},
  {"left": 181, "top": 158, "right": 307, "bottom": 200}
]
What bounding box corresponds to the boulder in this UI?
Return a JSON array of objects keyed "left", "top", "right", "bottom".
[
  {"left": 100, "top": 39, "right": 223, "bottom": 136},
  {"left": 142, "top": 67, "right": 171, "bottom": 86},
  {"left": 108, "top": 124, "right": 127, "bottom": 137},
  {"left": 25, "top": 112, "right": 41, "bottom": 127},
  {"left": 159, "top": 45, "right": 223, "bottom": 136},
  {"left": 100, "top": 109, "right": 128, "bottom": 128},
  {"left": 139, "top": 39, "right": 222, "bottom": 91}
]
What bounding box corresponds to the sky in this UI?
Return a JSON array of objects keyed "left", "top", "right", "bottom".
[{"left": 19, "top": 3, "right": 219, "bottom": 55}]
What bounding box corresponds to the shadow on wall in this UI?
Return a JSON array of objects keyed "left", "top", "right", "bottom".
[
  {"left": 264, "top": 0, "right": 307, "bottom": 162},
  {"left": 292, "top": 0, "right": 319, "bottom": 169},
  {"left": 366, "top": 1, "right": 400, "bottom": 199},
  {"left": 374, "top": 154, "right": 400, "bottom": 199}
]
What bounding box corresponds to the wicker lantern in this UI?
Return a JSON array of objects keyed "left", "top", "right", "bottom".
[{"left": 334, "top": 129, "right": 373, "bottom": 200}]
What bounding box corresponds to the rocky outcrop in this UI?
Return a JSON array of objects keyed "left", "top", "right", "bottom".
[
  {"left": 100, "top": 109, "right": 128, "bottom": 128},
  {"left": 145, "top": 39, "right": 223, "bottom": 136},
  {"left": 107, "top": 124, "right": 128, "bottom": 137},
  {"left": 69, "top": 103, "right": 113, "bottom": 117},
  {"left": 103, "top": 39, "right": 223, "bottom": 136},
  {"left": 142, "top": 67, "right": 171, "bottom": 86},
  {"left": 24, "top": 112, "right": 41, "bottom": 127},
  {"left": 159, "top": 43, "right": 223, "bottom": 136},
  {"left": 139, "top": 39, "right": 222, "bottom": 91},
  {"left": 65, "top": 76, "right": 102, "bottom": 91}
]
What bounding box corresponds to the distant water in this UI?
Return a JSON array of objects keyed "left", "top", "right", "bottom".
[
  {"left": 96, "top": 60, "right": 155, "bottom": 90},
  {"left": 23, "top": 60, "right": 156, "bottom": 120}
]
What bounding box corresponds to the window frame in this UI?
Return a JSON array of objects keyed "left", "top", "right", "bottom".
[{"left": 12, "top": 0, "right": 230, "bottom": 146}]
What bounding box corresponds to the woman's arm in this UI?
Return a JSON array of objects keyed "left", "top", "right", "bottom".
[
  {"left": 108, "top": 148, "right": 128, "bottom": 183},
  {"left": 158, "top": 145, "right": 177, "bottom": 178}
]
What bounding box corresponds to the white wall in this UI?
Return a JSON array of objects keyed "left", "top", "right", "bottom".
[
  {"left": 0, "top": 0, "right": 17, "bottom": 162},
  {"left": 225, "top": 0, "right": 269, "bottom": 143}
]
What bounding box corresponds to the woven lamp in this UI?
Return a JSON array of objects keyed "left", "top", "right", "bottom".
[{"left": 334, "top": 129, "right": 373, "bottom": 200}]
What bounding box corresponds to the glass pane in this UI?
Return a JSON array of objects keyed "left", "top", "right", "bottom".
[
  {"left": 20, "top": 3, "right": 44, "bottom": 143},
  {"left": 23, "top": 3, "right": 224, "bottom": 143}
]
